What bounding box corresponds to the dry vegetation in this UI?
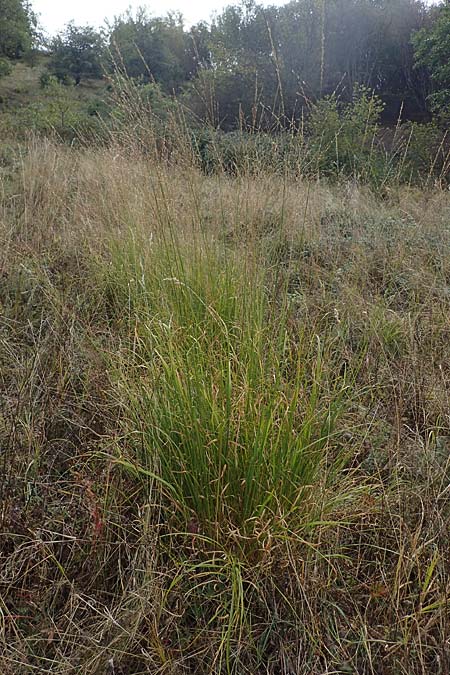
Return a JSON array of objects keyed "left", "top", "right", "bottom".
[{"left": 1, "top": 140, "right": 450, "bottom": 674}]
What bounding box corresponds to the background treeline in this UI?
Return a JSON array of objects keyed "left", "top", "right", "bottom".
[{"left": 1, "top": 0, "right": 450, "bottom": 184}]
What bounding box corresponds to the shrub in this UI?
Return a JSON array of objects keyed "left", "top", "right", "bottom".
[
  {"left": 307, "top": 85, "right": 386, "bottom": 181},
  {"left": 396, "top": 121, "right": 450, "bottom": 185},
  {"left": 3, "top": 78, "right": 108, "bottom": 142},
  {"left": 0, "top": 57, "right": 12, "bottom": 78}
]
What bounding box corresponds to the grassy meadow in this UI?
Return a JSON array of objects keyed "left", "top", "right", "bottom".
[{"left": 1, "top": 138, "right": 450, "bottom": 674}]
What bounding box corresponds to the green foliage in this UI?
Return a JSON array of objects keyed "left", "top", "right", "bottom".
[
  {"left": 0, "top": 0, "right": 438, "bottom": 124},
  {"left": 0, "top": 0, "right": 36, "bottom": 81},
  {"left": 109, "top": 9, "right": 200, "bottom": 92},
  {"left": 0, "top": 57, "right": 12, "bottom": 78},
  {"left": 395, "top": 120, "right": 449, "bottom": 184},
  {"left": 190, "top": 87, "right": 389, "bottom": 183},
  {"left": 3, "top": 76, "right": 107, "bottom": 141},
  {"left": 102, "top": 0, "right": 431, "bottom": 127},
  {"left": 413, "top": 4, "right": 450, "bottom": 119},
  {"left": 47, "top": 23, "right": 105, "bottom": 85},
  {"left": 191, "top": 128, "right": 303, "bottom": 175},
  {"left": 131, "top": 81, "right": 176, "bottom": 117},
  {"left": 307, "top": 86, "right": 386, "bottom": 181},
  {"left": 187, "top": 86, "right": 449, "bottom": 186},
  {"left": 2, "top": 1, "right": 450, "bottom": 187},
  {"left": 183, "top": 0, "right": 429, "bottom": 128},
  {"left": 0, "top": 0, "right": 35, "bottom": 61}
]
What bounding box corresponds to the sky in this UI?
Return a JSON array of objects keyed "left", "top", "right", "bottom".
[{"left": 32, "top": 0, "right": 285, "bottom": 36}]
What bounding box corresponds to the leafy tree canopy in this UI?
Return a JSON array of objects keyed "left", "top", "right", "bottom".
[
  {"left": 47, "top": 23, "right": 105, "bottom": 84},
  {"left": 108, "top": 9, "right": 207, "bottom": 92},
  {"left": 0, "top": 0, "right": 35, "bottom": 59},
  {"left": 413, "top": 3, "right": 450, "bottom": 114}
]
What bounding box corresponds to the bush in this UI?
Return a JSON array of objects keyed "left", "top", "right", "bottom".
[
  {"left": 191, "top": 129, "right": 304, "bottom": 176},
  {"left": 0, "top": 57, "right": 12, "bottom": 78},
  {"left": 3, "top": 77, "right": 108, "bottom": 142},
  {"left": 307, "top": 85, "right": 386, "bottom": 182},
  {"left": 396, "top": 121, "right": 449, "bottom": 185}
]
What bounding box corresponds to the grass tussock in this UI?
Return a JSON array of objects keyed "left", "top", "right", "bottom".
[{"left": 1, "top": 140, "right": 450, "bottom": 674}]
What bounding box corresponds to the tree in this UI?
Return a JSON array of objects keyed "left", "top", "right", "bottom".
[
  {"left": 0, "top": 0, "right": 35, "bottom": 58},
  {"left": 109, "top": 10, "right": 199, "bottom": 92},
  {"left": 185, "top": 0, "right": 430, "bottom": 129},
  {"left": 198, "top": 3, "right": 281, "bottom": 128},
  {"left": 273, "top": 0, "right": 429, "bottom": 121},
  {"left": 0, "top": 0, "right": 35, "bottom": 77},
  {"left": 413, "top": 3, "right": 450, "bottom": 116},
  {"left": 47, "top": 23, "right": 105, "bottom": 85}
]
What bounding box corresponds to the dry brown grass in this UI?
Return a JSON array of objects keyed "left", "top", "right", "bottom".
[{"left": 1, "top": 141, "right": 449, "bottom": 674}]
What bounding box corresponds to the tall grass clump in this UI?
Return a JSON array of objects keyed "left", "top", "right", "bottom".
[{"left": 104, "top": 233, "right": 348, "bottom": 551}]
